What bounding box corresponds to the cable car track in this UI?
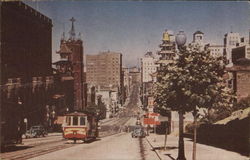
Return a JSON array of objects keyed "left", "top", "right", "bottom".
[
  {"left": 1, "top": 84, "right": 140, "bottom": 159},
  {"left": 1, "top": 140, "right": 74, "bottom": 160}
]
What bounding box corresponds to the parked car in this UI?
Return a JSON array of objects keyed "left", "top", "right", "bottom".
[
  {"left": 25, "top": 125, "right": 47, "bottom": 138},
  {"left": 131, "top": 126, "right": 146, "bottom": 138}
]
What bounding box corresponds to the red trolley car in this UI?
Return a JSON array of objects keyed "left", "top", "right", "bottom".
[{"left": 62, "top": 111, "right": 98, "bottom": 143}]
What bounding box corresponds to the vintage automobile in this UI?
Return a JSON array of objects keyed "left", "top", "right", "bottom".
[
  {"left": 131, "top": 126, "right": 146, "bottom": 138},
  {"left": 25, "top": 125, "right": 47, "bottom": 138}
]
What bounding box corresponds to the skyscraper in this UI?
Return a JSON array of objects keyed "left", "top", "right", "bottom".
[
  {"left": 141, "top": 52, "right": 158, "bottom": 83},
  {"left": 86, "top": 51, "right": 122, "bottom": 90}
]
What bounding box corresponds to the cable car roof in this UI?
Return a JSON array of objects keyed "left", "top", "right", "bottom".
[{"left": 65, "top": 111, "right": 88, "bottom": 116}]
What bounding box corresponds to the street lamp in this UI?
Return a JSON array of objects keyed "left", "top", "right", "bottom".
[
  {"left": 175, "top": 31, "right": 187, "bottom": 160},
  {"left": 52, "top": 110, "right": 56, "bottom": 131}
]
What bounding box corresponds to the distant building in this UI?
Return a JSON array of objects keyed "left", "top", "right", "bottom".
[
  {"left": 190, "top": 31, "right": 205, "bottom": 51},
  {"left": 141, "top": 52, "right": 158, "bottom": 83},
  {"left": 129, "top": 67, "right": 141, "bottom": 84},
  {"left": 193, "top": 31, "right": 204, "bottom": 45},
  {"left": 232, "top": 45, "right": 250, "bottom": 64},
  {"left": 226, "top": 43, "right": 250, "bottom": 100},
  {"left": 224, "top": 32, "right": 241, "bottom": 66},
  {"left": 157, "top": 29, "right": 176, "bottom": 67},
  {"left": 86, "top": 51, "right": 122, "bottom": 90},
  {"left": 122, "top": 67, "right": 131, "bottom": 101},
  {"left": 205, "top": 44, "right": 224, "bottom": 58},
  {"left": 96, "top": 89, "right": 112, "bottom": 118}
]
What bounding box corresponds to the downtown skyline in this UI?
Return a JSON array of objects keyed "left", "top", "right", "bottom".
[{"left": 25, "top": 0, "right": 250, "bottom": 67}]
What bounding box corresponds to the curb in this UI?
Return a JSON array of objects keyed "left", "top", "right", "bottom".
[{"left": 145, "top": 136, "right": 162, "bottom": 160}]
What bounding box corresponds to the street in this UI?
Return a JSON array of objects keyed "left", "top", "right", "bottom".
[
  {"left": 28, "top": 132, "right": 158, "bottom": 160},
  {"left": 1, "top": 84, "right": 160, "bottom": 160}
]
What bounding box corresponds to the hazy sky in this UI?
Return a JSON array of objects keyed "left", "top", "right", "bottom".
[{"left": 25, "top": 1, "right": 249, "bottom": 67}]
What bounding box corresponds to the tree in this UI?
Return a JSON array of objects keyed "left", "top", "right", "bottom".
[{"left": 154, "top": 45, "right": 234, "bottom": 160}]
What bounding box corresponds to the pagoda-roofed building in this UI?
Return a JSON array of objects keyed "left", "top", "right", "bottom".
[{"left": 157, "top": 29, "right": 176, "bottom": 68}]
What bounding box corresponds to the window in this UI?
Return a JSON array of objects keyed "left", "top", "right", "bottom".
[
  {"left": 80, "top": 117, "right": 85, "bottom": 125},
  {"left": 66, "top": 116, "right": 71, "bottom": 125},
  {"left": 73, "top": 116, "right": 78, "bottom": 125}
]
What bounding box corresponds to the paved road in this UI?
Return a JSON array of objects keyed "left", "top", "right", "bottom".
[{"left": 29, "top": 133, "right": 159, "bottom": 160}]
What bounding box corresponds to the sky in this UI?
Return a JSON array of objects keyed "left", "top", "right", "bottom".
[{"left": 25, "top": 1, "right": 250, "bottom": 67}]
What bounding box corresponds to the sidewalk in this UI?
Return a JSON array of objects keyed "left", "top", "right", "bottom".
[{"left": 146, "top": 133, "right": 249, "bottom": 160}]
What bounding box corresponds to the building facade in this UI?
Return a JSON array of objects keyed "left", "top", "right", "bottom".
[
  {"left": 54, "top": 18, "right": 86, "bottom": 111},
  {"left": 86, "top": 51, "right": 122, "bottom": 90},
  {"left": 157, "top": 30, "right": 176, "bottom": 68},
  {"left": 205, "top": 44, "right": 224, "bottom": 58},
  {"left": 1, "top": 1, "right": 54, "bottom": 129},
  {"left": 141, "top": 52, "right": 158, "bottom": 83},
  {"left": 192, "top": 31, "right": 205, "bottom": 49},
  {"left": 224, "top": 32, "right": 241, "bottom": 66}
]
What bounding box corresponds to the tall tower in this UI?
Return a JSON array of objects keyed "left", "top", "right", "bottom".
[
  {"left": 56, "top": 17, "right": 86, "bottom": 111},
  {"left": 193, "top": 31, "right": 204, "bottom": 45},
  {"left": 157, "top": 29, "right": 176, "bottom": 68}
]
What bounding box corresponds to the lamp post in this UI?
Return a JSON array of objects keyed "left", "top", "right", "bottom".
[
  {"left": 52, "top": 110, "right": 55, "bottom": 132},
  {"left": 175, "top": 31, "right": 187, "bottom": 160}
]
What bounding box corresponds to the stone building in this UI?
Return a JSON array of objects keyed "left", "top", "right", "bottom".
[
  {"left": 86, "top": 51, "right": 124, "bottom": 106},
  {"left": 223, "top": 32, "right": 241, "bottom": 66},
  {"left": 205, "top": 44, "right": 224, "bottom": 58},
  {"left": 0, "top": 1, "right": 54, "bottom": 128},
  {"left": 86, "top": 51, "right": 122, "bottom": 90},
  {"left": 141, "top": 52, "right": 158, "bottom": 83},
  {"left": 227, "top": 44, "right": 250, "bottom": 100},
  {"left": 54, "top": 18, "right": 86, "bottom": 111},
  {"left": 191, "top": 31, "right": 205, "bottom": 50}
]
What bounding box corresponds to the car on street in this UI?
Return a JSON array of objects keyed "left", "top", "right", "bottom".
[
  {"left": 24, "top": 125, "right": 47, "bottom": 138},
  {"left": 131, "top": 126, "right": 146, "bottom": 138}
]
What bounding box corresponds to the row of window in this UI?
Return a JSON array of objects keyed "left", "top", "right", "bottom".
[{"left": 66, "top": 116, "right": 86, "bottom": 126}]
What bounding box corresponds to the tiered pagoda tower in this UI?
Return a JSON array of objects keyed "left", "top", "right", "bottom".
[{"left": 157, "top": 30, "right": 176, "bottom": 68}]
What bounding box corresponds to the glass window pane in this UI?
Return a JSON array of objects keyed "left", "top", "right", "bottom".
[
  {"left": 73, "top": 116, "right": 78, "bottom": 125},
  {"left": 66, "top": 116, "right": 71, "bottom": 125},
  {"left": 80, "top": 117, "right": 85, "bottom": 125}
]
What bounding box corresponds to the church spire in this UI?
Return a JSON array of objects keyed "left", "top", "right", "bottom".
[{"left": 69, "top": 17, "right": 76, "bottom": 40}]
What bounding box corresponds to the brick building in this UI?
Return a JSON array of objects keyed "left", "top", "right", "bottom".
[
  {"left": 227, "top": 44, "right": 250, "bottom": 100},
  {"left": 86, "top": 51, "right": 122, "bottom": 89},
  {"left": 0, "top": 1, "right": 54, "bottom": 128},
  {"left": 54, "top": 17, "right": 86, "bottom": 111}
]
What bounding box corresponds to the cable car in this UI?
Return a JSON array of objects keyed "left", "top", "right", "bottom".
[{"left": 62, "top": 111, "right": 98, "bottom": 143}]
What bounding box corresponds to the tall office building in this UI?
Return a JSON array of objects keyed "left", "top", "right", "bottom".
[
  {"left": 86, "top": 51, "right": 122, "bottom": 90},
  {"left": 141, "top": 52, "right": 158, "bottom": 83},
  {"left": 224, "top": 32, "right": 241, "bottom": 66}
]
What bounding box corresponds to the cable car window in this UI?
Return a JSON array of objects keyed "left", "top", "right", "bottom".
[
  {"left": 80, "top": 117, "right": 85, "bottom": 125},
  {"left": 66, "top": 116, "right": 71, "bottom": 125},
  {"left": 73, "top": 116, "right": 78, "bottom": 125}
]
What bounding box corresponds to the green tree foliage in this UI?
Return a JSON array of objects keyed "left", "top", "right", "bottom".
[{"left": 154, "top": 45, "right": 235, "bottom": 116}]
